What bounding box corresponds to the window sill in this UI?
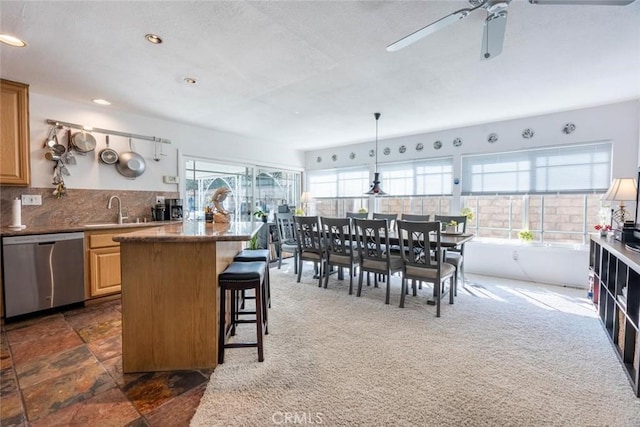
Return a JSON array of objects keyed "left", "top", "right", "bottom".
[{"left": 468, "top": 237, "right": 588, "bottom": 252}]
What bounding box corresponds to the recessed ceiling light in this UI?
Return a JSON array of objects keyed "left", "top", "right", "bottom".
[
  {"left": 184, "top": 77, "right": 197, "bottom": 85},
  {"left": 92, "top": 98, "right": 111, "bottom": 105},
  {"left": 0, "top": 33, "right": 27, "bottom": 47},
  {"left": 145, "top": 34, "right": 163, "bottom": 44}
]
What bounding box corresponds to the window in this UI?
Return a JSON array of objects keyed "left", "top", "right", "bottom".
[
  {"left": 307, "top": 158, "right": 453, "bottom": 217},
  {"left": 308, "top": 167, "right": 369, "bottom": 217},
  {"left": 184, "top": 159, "right": 301, "bottom": 222},
  {"left": 461, "top": 142, "right": 612, "bottom": 195},
  {"left": 379, "top": 158, "right": 453, "bottom": 196},
  {"left": 461, "top": 142, "right": 612, "bottom": 244}
]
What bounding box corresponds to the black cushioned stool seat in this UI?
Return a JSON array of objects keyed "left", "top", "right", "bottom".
[
  {"left": 218, "top": 261, "right": 267, "bottom": 363},
  {"left": 233, "top": 249, "right": 271, "bottom": 309}
]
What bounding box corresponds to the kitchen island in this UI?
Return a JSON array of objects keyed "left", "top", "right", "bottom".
[{"left": 113, "top": 221, "right": 260, "bottom": 373}]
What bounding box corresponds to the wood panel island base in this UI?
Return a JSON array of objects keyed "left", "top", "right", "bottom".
[{"left": 113, "top": 221, "right": 260, "bottom": 373}]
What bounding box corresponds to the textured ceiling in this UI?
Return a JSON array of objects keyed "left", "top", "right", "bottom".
[{"left": 1, "top": 1, "right": 639, "bottom": 151}]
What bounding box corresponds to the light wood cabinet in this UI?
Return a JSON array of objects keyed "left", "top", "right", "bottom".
[
  {"left": 84, "top": 228, "right": 145, "bottom": 298},
  {"left": 0, "top": 79, "right": 30, "bottom": 186}
]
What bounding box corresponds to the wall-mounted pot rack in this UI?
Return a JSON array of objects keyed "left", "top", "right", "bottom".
[{"left": 45, "top": 119, "right": 171, "bottom": 144}]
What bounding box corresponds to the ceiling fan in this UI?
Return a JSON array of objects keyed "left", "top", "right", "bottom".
[{"left": 386, "top": 0, "right": 636, "bottom": 60}]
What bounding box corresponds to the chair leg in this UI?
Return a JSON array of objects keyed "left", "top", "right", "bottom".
[
  {"left": 399, "top": 277, "right": 406, "bottom": 308},
  {"left": 277, "top": 249, "right": 282, "bottom": 269},
  {"left": 293, "top": 252, "right": 298, "bottom": 274},
  {"left": 324, "top": 263, "right": 330, "bottom": 288},
  {"left": 255, "top": 284, "right": 265, "bottom": 363},
  {"left": 385, "top": 279, "right": 390, "bottom": 305},
  {"left": 317, "top": 261, "right": 323, "bottom": 287},
  {"left": 218, "top": 286, "right": 227, "bottom": 364},
  {"left": 297, "top": 257, "right": 303, "bottom": 283},
  {"left": 357, "top": 269, "right": 364, "bottom": 297},
  {"left": 348, "top": 266, "right": 354, "bottom": 295}
]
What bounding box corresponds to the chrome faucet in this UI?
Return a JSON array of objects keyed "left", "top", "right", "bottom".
[{"left": 107, "top": 195, "right": 128, "bottom": 224}]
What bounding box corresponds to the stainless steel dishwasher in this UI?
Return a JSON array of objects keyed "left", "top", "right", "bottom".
[{"left": 2, "top": 232, "right": 85, "bottom": 318}]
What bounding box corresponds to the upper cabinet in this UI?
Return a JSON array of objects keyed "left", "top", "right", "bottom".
[{"left": 1, "top": 79, "right": 31, "bottom": 186}]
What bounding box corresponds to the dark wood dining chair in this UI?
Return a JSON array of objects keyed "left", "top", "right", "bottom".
[
  {"left": 396, "top": 220, "right": 456, "bottom": 317},
  {"left": 274, "top": 212, "right": 299, "bottom": 273},
  {"left": 293, "top": 215, "right": 327, "bottom": 287},
  {"left": 401, "top": 213, "right": 430, "bottom": 221},
  {"left": 372, "top": 213, "right": 398, "bottom": 230},
  {"left": 321, "top": 217, "right": 360, "bottom": 294},
  {"left": 434, "top": 215, "right": 467, "bottom": 292},
  {"left": 354, "top": 218, "right": 403, "bottom": 305}
]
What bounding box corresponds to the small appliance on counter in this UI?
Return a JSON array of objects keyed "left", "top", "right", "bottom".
[
  {"left": 151, "top": 204, "right": 166, "bottom": 221},
  {"left": 165, "top": 198, "right": 183, "bottom": 221}
]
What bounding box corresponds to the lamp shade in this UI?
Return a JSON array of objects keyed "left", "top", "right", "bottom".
[
  {"left": 603, "top": 178, "right": 637, "bottom": 202},
  {"left": 300, "top": 192, "right": 312, "bottom": 204},
  {"left": 365, "top": 172, "right": 386, "bottom": 196}
]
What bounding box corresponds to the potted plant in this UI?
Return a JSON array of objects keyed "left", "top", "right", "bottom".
[
  {"left": 254, "top": 209, "right": 268, "bottom": 222},
  {"left": 460, "top": 207, "right": 474, "bottom": 222},
  {"left": 358, "top": 208, "right": 368, "bottom": 214},
  {"left": 518, "top": 229, "right": 534, "bottom": 242},
  {"left": 445, "top": 220, "right": 458, "bottom": 233}
]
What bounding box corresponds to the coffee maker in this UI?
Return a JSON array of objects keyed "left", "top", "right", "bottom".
[
  {"left": 151, "top": 204, "right": 166, "bottom": 221},
  {"left": 165, "top": 199, "right": 183, "bottom": 221}
]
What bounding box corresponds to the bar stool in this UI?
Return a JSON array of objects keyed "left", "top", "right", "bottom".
[
  {"left": 233, "top": 248, "right": 271, "bottom": 309},
  {"left": 218, "top": 261, "right": 267, "bottom": 363}
]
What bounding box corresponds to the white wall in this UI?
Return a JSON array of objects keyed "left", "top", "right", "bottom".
[
  {"left": 304, "top": 100, "right": 640, "bottom": 287},
  {"left": 29, "top": 93, "right": 305, "bottom": 192}
]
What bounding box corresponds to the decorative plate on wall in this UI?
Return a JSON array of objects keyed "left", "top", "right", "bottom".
[
  {"left": 487, "top": 133, "right": 498, "bottom": 143},
  {"left": 399, "top": 145, "right": 406, "bottom": 154},
  {"left": 522, "top": 128, "right": 535, "bottom": 139},
  {"left": 383, "top": 147, "right": 391, "bottom": 155},
  {"left": 316, "top": 156, "right": 322, "bottom": 163},
  {"left": 433, "top": 140, "right": 442, "bottom": 150},
  {"left": 416, "top": 143, "right": 424, "bottom": 151},
  {"left": 563, "top": 123, "right": 576, "bottom": 134},
  {"left": 369, "top": 149, "right": 375, "bottom": 157},
  {"left": 453, "top": 138, "right": 462, "bottom": 147},
  {"left": 331, "top": 154, "right": 337, "bottom": 162},
  {"left": 349, "top": 152, "right": 356, "bottom": 160}
]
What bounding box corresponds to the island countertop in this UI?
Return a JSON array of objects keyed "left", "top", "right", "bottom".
[{"left": 112, "top": 221, "right": 260, "bottom": 243}]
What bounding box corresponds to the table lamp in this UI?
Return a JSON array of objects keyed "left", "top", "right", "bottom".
[
  {"left": 300, "top": 192, "right": 312, "bottom": 215},
  {"left": 603, "top": 177, "right": 637, "bottom": 240}
]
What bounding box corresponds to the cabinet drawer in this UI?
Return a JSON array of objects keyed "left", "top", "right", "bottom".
[{"left": 89, "top": 233, "right": 120, "bottom": 249}]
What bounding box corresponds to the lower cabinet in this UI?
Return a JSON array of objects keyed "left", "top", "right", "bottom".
[
  {"left": 85, "top": 228, "right": 145, "bottom": 298},
  {"left": 589, "top": 235, "right": 640, "bottom": 397}
]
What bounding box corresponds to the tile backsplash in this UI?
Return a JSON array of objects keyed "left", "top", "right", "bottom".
[{"left": 0, "top": 187, "right": 179, "bottom": 227}]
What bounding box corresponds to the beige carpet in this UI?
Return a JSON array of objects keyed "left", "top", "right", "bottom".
[{"left": 191, "top": 264, "right": 640, "bottom": 427}]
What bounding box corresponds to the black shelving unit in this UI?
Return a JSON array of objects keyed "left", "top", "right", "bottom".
[{"left": 589, "top": 235, "right": 640, "bottom": 396}]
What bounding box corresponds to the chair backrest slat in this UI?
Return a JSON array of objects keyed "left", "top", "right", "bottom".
[
  {"left": 346, "top": 212, "right": 368, "bottom": 219},
  {"left": 396, "top": 220, "right": 441, "bottom": 270},
  {"left": 372, "top": 213, "right": 398, "bottom": 230},
  {"left": 321, "top": 217, "right": 353, "bottom": 256},
  {"left": 275, "top": 212, "right": 296, "bottom": 243},
  {"left": 401, "top": 213, "right": 430, "bottom": 222},
  {"left": 354, "top": 218, "right": 391, "bottom": 264},
  {"left": 294, "top": 215, "right": 324, "bottom": 254}
]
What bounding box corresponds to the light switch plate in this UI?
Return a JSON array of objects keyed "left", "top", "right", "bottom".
[
  {"left": 163, "top": 175, "right": 179, "bottom": 184},
  {"left": 156, "top": 196, "right": 165, "bottom": 205},
  {"left": 21, "top": 195, "right": 42, "bottom": 205}
]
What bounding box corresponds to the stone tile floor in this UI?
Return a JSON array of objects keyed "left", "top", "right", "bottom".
[{"left": 0, "top": 299, "right": 211, "bottom": 426}]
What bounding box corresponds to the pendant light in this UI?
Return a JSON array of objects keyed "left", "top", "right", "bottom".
[{"left": 365, "top": 112, "right": 386, "bottom": 196}]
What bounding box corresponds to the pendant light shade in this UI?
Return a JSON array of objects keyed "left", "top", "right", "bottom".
[{"left": 365, "top": 112, "right": 386, "bottom": 196}]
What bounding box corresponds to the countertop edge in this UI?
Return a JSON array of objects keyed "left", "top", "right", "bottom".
[
  {"left": 113, "top": 222, "right": 261, "bottom": 243},
  {"left": 0, "top": 221, "right": 180, "bottom": 237}
]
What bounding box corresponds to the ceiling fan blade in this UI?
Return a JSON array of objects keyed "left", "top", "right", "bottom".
[
  {"left": 386, "top": 5, "right": 483, "bottom": 52},
  {"left": 480, "top": 10, "right": 508, "bottom": 60},
  {"left": 529, "top": 0, "right": 634, "bottom": 5}
]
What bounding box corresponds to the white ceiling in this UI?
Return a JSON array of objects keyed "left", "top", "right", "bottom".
[{"left": 1, "top": 1, "right": 639, "bottom": 151}]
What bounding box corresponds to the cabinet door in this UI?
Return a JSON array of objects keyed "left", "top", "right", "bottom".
[
  {"left": 89, "top": 247, "right": 121, "bottom": 297},
  {"left": 0, "top": 79, "right": 30, "bottom": 186}
]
